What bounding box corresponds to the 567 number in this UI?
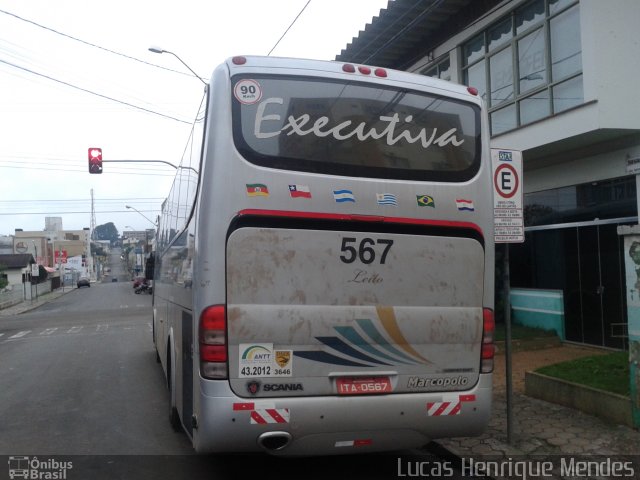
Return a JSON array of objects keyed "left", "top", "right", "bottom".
[{"left": 339, "top": 237, "right": 394, "bottom": 265}]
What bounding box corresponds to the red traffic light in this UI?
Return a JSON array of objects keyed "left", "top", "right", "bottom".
[{"left": 88, "top": 147, "right": 103, "bottom": 174}]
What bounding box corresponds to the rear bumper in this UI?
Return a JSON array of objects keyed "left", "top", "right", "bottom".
[{"left": 192, "top": 374, "right": 492, "bottom": 456}]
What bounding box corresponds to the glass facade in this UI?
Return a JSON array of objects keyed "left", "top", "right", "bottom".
[
  {"left": 415, "top": 0, "right": 634, "bottom": 348},
  {"left": 421, "top": 57, "right": 452, "bottom": 81},
  {"left": 510, "top": 177, "right": 637, "bottom": 348},
  {"left": 462, "top": 0, "right": 583, "bottom": 135}
]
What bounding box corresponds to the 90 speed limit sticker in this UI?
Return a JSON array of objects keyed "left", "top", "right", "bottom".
[
  {"left": 239, "top": 343, "right": 293, "bottom": 377},
  {"left": 234, "top": 79, "right": 263, "bottom": 105}
]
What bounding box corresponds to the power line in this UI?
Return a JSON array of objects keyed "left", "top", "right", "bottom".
[
  {"left": 0, "top": 209, "right": 161, "bottom": 216},
  {"left": 0, "top": 164, "right": 174, "bottom": 176},
  {"left": 0, "top": 58, "right": 192, "bottom": 124},
  {"left": 268, "top": 0, "right": 312, "bottom": 56},
  {"left": 0, "top": 8, "right": 201, "bottom": 79},
  {"left": 0, "top": 197, "right": 164, "bottom": 203}
]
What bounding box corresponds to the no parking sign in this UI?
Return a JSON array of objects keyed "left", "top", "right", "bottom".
[{"left": 492, "top": 149, "right": 524, "bottom": 243}]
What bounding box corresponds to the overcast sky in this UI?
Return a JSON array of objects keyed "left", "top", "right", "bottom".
[{"left": 0, "top": 0, "right": 389, "bottom": 236}]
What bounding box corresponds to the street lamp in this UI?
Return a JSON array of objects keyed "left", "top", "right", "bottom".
[
  {"left": 125, "top": 205, "right": 156, "bottom": 226},
  {"left": 148, "top": 47, "right": 207, "bottom": 86}
]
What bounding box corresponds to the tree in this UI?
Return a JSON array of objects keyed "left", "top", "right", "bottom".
[{"left": 94, "top": 222, "right": 119, "bottom": 244}]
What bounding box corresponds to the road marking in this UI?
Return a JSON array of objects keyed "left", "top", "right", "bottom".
[
  {"left": 9, "top": 331, "right": 31, "bottom": 339},
  {"left": 40, "top": 328, "right": 58, "bottom": 335},
  {"left": 96, "top": 324, "right": 108, "bottom": 332},
  {"left": 0, "top": 333, "right": 4, "bottom": 338},
  {"left": 67, "top": 326, "right": 82, "bottom": 334}
]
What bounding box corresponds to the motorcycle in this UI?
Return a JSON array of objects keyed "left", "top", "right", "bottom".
[{"left": 134, "top": 279, "right": 152, "bottom": 294}]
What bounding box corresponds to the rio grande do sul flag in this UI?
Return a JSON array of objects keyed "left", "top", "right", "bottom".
[{"left": 246, "top": 184, "right": 269, "bottom": 197}]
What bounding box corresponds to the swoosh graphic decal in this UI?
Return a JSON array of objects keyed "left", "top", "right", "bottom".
[
  {"left": 376, "top": 306, "right": 431, "bottom": 364},
  {"left": 316, "top": 336, "right": 391, "bottom": 366},
  {"left": 355, "top": 318, "right": 420, "bottom": 364},
  {"left": 336, "top": 325, "right": 414, "bottom": 365},
  {"left": 293, "top": 351, "right": 371, "bottom": 367}
]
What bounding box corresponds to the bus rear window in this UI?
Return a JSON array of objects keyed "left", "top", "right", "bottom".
[{"left": 232, "top": 75, "right": 481, "bottom": 182}]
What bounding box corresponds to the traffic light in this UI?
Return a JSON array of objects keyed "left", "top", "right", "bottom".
[{"left": 88, "top": 147, "right": 103, "bottom": 174}]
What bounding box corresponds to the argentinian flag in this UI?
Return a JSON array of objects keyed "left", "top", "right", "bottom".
[{"left": 333, "top": 189, "right": 355, "bottom": 203}]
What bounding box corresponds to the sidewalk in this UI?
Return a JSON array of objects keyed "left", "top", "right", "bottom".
[
  {"left": 0, "top": 287, "right": 73, "bottom": 317},
  {"left": 433, "top": 344, "right": 640, "bottom": 465}
]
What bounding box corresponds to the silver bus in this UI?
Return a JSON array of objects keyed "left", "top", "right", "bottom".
[{"left": 153, "top": 55, "right": 495, "bottom": 456}]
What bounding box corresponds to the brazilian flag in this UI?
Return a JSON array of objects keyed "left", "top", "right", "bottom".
[{"left": 416, "top": 195, "right": 435, "bottom": 207}]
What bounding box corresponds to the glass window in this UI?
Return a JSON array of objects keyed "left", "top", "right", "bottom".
[
  {"left": 465, "top": 60, "right": 487, "bottom": 101},
  {"left": 550, "top": 6, "right": 582, "bottom": 80},
  {"left": 491, "top": 103, "right": 517, "bottom": 135},
  {"left": 516, "top": 0, "right": 545, "bottom": 33},
  {"left": 423, "top": 66, "right": 437, "bottom": 78},
  {"left": 233, "top": 75, "right": 482, "bottom": 182},
  {"left": 520, "top": 89, "right": 550, "bottom": 125},
  {"left": 524, "top": 177, "right": 637, "bottom": 227},
  {"left": 553, "top": 75, "right": 583, "bottom": 113},
  {"left": 549, "top": 0, "right": 574, "bottom": 14},
  {"left": 464, "top": 33, "right": 485, "bottom": 66},
  {"left": 518, "top": 28, "right": 546, "bottom": 93},
  {"left": 462, "top": 0, "right": 582, "bottom": 135},
  {"left": 438, "top": 59, "right": 452, "bottom": 81},
  {"left": 490, "top": 46, "right": 513, "bottom": 106},
  {"left": 488, "top": 18, "right": 512, "bottom": 51},
  {"left": 422, "top": 58, "right": 451, "bottom": 81}
]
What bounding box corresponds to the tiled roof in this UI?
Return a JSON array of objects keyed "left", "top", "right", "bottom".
[
  {"left": 335, "top": 0, "right": 502, "bottom": 69},
  {"left": 0, "top": 253, "right": 35, "bottom": 269}
]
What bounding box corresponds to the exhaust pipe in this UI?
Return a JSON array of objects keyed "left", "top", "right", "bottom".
[{"left": 258, "top": 431, "right": 292, "bottom": 452}]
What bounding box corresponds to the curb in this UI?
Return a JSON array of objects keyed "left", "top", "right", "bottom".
[
  {"left": 525, "top": 371, "right": 634, "bottom": 428},
  {"left": 0, "top": 288, "right": 74, "bottom": 317}
]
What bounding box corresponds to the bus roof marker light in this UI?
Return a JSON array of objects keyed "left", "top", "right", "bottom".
[
  {"left": 358, "top": 66, "right": 371, "bottom": 75},
  {"left": 467, "top": 86, "right": 479, "bottom": 96},
  {"left": 232, "top": 56, "right": 247, "bottom": 65},
  {"left": 374, "top": 68, "right": 387, "bottom": 78},
  {"left": 342, "top": 64, "right": 356, "bottom": 73}
]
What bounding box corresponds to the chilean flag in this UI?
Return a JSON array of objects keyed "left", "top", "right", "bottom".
[{"left": 289, "top": 184, "right": 311, "bottom": 198}]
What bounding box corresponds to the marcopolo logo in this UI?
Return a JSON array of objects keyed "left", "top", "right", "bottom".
[
  {"left": 407, "top": 376, "right": 469, "bottom": 388},
  {"left": 8, "top": 456, "right": 73, "bottom": 479}
]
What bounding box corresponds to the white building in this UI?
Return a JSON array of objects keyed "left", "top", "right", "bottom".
[{"left": 337, "top": 0, "right": 639, "bottom": 348}]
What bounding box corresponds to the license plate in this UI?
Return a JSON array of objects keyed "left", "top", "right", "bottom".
[{"left": 335, "top": 376, "right": 392, "bottom": 395}]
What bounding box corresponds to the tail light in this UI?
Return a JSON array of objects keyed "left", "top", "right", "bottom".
[
  {"left": 200, "top": 305, "right": 227, "bottom": 379},
  {"left": 481, "top": 308, "right": 495, "bottom": 373}
]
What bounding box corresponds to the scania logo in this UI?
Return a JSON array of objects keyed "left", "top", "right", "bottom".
[
  {"left": 246, "top": 380, "right": 261, "bottom": 395},
  {"left": 263, "top": 383, "right": 303, "bottom": 392}
]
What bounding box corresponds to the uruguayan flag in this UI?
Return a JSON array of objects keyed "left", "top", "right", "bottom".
[
  {"left": 333, "top": 189, "right": 355, "bottom": 203},
  {"left": 376, "top": 193, "right": 397, "bottom": 206}
]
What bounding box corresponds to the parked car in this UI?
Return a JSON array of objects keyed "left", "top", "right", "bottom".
[{"left": 77, "top": 277, "right": 90, "bottom": 288}]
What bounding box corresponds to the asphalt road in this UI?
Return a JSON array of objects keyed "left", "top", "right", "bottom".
[{"left": 0, "top": 251, "right": 469, "bottom": 480}]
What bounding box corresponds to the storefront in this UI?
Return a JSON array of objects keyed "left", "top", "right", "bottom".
[{"left": 510, "top": 176, "right": 636, "bottom": 348}]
